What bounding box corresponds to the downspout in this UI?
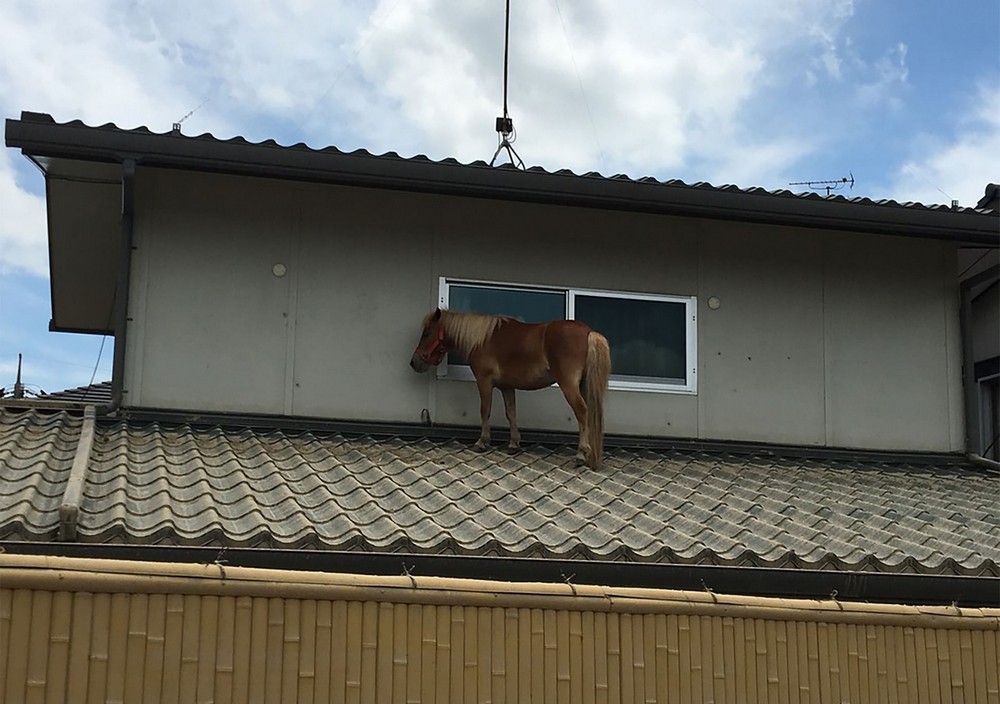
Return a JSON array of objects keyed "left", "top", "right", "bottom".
[
  {"left": 58, "top": 159, "right": 136, "bottom": 539},
  {"left": 97, "top": 157, "right": 136, "bottom": 416},
  {"left": 959, "top": 263, "right": 1000, "bottom": 469}
]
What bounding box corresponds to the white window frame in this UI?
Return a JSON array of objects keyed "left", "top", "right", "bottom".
[{"left": 438, "top": 277, "right": 698, "bottom": 394}]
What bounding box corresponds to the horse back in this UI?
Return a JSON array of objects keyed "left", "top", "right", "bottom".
[
  {"left": 487, "top": 318, "right": 590, "bottom": 355},
  {"left": 540, "top": 319, "right": 593, "bottom": 365},
  {"left": 475, "top": 318, "right": 590, "bottom": 385}
]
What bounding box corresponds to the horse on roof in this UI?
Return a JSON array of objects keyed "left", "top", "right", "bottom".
[{"left": 410, "top": 308, "right": 611, "bottom": 469}]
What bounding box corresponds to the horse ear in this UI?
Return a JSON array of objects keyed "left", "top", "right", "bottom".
[{"left": 433, "top": 308, "right": 442, "bottom": 321}]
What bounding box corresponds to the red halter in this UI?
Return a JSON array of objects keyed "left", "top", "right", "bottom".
[{"left": 417, "top": 327, "right": 449, "bottom": 366}]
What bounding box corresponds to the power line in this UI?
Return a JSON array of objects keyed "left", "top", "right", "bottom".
[
  {"left": 294, "top": 0, "right": 403, "bottom": 136},
  {"left": 552, "top": 0, "right": 607, "bottom": 173}
]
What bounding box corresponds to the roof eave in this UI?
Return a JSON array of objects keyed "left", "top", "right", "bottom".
[{"left": 7, "top": 112, "right": 999, "bottom": 245}]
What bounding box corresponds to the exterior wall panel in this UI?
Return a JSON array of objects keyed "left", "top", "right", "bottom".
[
  {"left": 823, "top": 235, "right": 957, "bottom": 451},
  {"left": 125, "top": 169, "right": 963, "bottom": 451},
  {"left": 291, "top": 186, "right": 438, "bottom": 422},
  {"left": 2, "top": 558, "right": 998, "bottom": 703},
  {"left": 127, "top": 170, "right": 296, "bottom": 415},
  {"left": 697, "top": 224, "right": 826, "bottom": 446}
]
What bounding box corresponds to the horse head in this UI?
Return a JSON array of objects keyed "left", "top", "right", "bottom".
[{"left": 410, "top": 308, "right": 449, "bottom": 372}]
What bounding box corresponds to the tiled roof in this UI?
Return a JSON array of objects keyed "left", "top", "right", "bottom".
[
  {"left": 7, "top": 113, "right": 999, "bottom": 245},
  {"left": 1, "top": 408, "right": 997, "bottom": 577},
  {"left": 26, "top": 117, "right": 998, "bottom": 214},
  {"left": 40, "top": 381, "right": 112, "bottom": 404}
]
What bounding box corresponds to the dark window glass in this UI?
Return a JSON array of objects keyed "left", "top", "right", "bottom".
[
  {"left": 447, "top": 285, "right": 566, "bottom": 366},
  {"left": 449, "top": 285, "right": 565, "bottom": 321},
  {"left": 574, "top": 295, "right": 687, "bottom": 382}
]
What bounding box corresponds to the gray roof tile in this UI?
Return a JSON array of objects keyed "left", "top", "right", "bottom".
[
  {"left": 38, "top": 381, "right": 113, "bottom": 405},
  {"left": 1, "top": 408, "right": 998, "bottom": 576}
]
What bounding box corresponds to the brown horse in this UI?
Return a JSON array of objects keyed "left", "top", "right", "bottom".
[{"left": 410, "top": 308, "right": 611, "bottom": 469}]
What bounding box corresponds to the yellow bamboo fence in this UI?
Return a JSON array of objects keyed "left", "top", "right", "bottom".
[{"left": 1, "top": 554, "right": 997, "bottom": 703}]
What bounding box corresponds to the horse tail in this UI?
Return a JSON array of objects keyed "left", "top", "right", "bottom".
[{"left": 584, "top": 331, "right": 611, "bottom": 469}]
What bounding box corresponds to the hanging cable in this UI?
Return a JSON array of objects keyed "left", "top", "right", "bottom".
[
  {"left": 501, "top": 0, "right": 511, "bottom": 123},
  {"left": 490, "top": 0, "right": 525, "bottom": 168},
  {"left": 552, "top": 0, "right": 607, "bottom": 173}
]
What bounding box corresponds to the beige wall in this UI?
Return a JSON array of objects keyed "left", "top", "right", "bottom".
[
  {"left": 124, "top": 168, "right": 964, "bottom": 451},
  {"left": 2, "top": 556, "right": 998, "bottom": 703}
]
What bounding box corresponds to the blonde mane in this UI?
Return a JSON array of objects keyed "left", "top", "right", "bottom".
[{"left": 432, "top": 309, "right": 509, "bottom": 356}]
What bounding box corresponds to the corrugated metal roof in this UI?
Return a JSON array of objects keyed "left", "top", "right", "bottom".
[{"left": 2, "top": 408, "right": 996, "bottom": 577}]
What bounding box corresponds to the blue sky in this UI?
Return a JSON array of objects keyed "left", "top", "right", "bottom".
[{"left": 1, "top": 0, "right": 998, "bottom": 395}]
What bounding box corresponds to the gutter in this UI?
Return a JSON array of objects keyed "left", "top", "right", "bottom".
[{"left": 2, "top": 554, "right": 997, "bottom": 627}]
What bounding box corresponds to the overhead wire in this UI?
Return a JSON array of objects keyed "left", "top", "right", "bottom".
[
  {"left": 551, "top": 0, "right": 607, "bottom": 173},
  {"left": 294, "top": 0, "right": 403, "bottom": 136}
]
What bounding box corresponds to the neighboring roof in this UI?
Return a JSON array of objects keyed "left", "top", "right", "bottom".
[
  {"left": 978, "top": 183, "right": 1000, "bottom": 211},
  {"left": 6, "top": 111, "right": 998, "bottom": 244},
  {"left": 40, "top": 381, "right": 112, "bottom": 404},
  {"left": 2, "top": 408, "right": 997, "bottom": 583}
]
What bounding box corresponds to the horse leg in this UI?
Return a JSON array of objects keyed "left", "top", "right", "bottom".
[
  {"left": 500, "top": 387, "right": 520, "bottom": 452},
  {"left": 557, "top": 379, "right": 591, "bottom": 466},
  {"left": 472, "top": 377, "right": 494, "bottom": 451}
]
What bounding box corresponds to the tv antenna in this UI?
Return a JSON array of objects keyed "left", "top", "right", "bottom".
[
  {"left": 489, "top": 0, "right": 525, "bottom": 169},
  {"left": 2, "top": 354, "right": 42, "bottom": 399},
  {"left": 171, "top": 98, "right": 211, "bottom": 134},
  {"left": 789, "top": 173, "right": 855, "bottom": 196}
]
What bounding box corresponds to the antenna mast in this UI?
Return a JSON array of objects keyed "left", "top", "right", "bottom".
[
  {"left": 13, "top": 353, "right": 24, "bottom": 399},
  {"left": 789, "top": 173, "right": 855, "bottom": 196},
  {"left": 489, "top": 0, "right": 525, "bottom": 169}
]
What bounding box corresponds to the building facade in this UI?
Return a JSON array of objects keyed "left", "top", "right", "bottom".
[{"left": 2, "top": 111, "right": 998, "bottom": 702}]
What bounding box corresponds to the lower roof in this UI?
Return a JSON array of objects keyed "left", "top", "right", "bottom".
[{"left": 1, "top": 407, "right": 997, "bottom": 595}]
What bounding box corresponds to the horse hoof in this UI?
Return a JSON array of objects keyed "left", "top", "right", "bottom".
[
  {"left": 472, "top": 441, "right": 489, "bottom": 452},
  {"left": 505, "top": 443, "right": 520, "bottom": 454}
]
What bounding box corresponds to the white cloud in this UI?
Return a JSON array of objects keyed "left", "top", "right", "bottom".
[
  {"left": 0, "top": 153, "right": 48, "bottom": 276},
  {"left": 856, "top": 42, "right": 908, "bottom": 109},
  {"left": 0, "top": 2, "right": 189, "bottom": 131},
  {"left": 0, "top": 0, "right": 864, "bottom": 179},
  {"left": 888, "top": 85, "right": 1000, "bottom": 207},
  {"left": 355, "top": 0, "right": 857, "bottom": 178}
]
